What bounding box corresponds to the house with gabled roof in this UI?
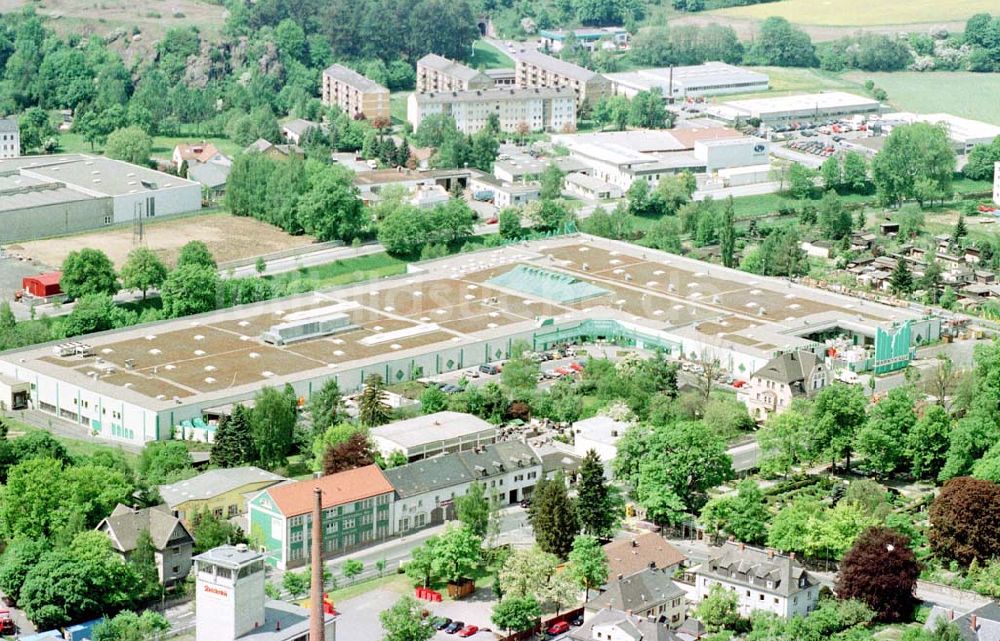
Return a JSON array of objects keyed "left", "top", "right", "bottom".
[
  {"left": 585, "top": 568, "right": 687, "bottom": 628},
  {"left": 571, "top": 608, "right": 683, "bottom": 641},
  {"left": 693, "top": 541, "right": 819, "bottom": 619},
  {"left": 740, "top": 350, "right": 828, "bottom": 422},
  {"left": 925, "top": 602, "right": 1000, "bottom": 641},
  {"left": 247, "top": 464, "right": 394, "bottom": 569},
  {"left": 158, "top": 466, "right": 286, "bottom": 525},
  {"left": 96, "top": 504, "right": 195, "bottom": 586},
  {"left": 603, "top": 532, "right": 688, "bottom": 580}
]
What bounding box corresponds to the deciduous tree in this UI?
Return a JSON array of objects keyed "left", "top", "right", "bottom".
[
  {"left": 872, "top": 123, "right": 955, "bottom": 207},
  {"left": 61, "top": 248, "right": 119, "bottom": 299},
  {"left": 432, "top": 525, "right": 481, "bottom": 584},
  {"left": 854, "top": 387, "right": 916, "bottom": 477},
  {"left": 120, "top": 247, "right": 167, "bottom": 300},
  {"left": 810, "top": 383, "right": 867, "bottom": 470},
  {"left": 176, "top": 240, "right": 217, "bottom": 269},
  {"left": 190, "top": 506, "right": 248, "bottom": 554},
  {"left": 567, "top": 535, "right": 608, "bottom": 601},
  {"left": 836, "top": 527, "right": 919, "bottom": 622},
  {"left": 251, "top": 386, "right": 297, "bottom": 469},
  {"left": 105, "top": 126, "right": 153, "bottom": 165},
  {"left": 699, "top": 480, "right": 769, "bottom": 545},
  {"left": 616, "top": 421, "right": 732, "bottom": 525},
  {"left": 159, "top": 264, "right": 219, "bottom": 318},
  {"left": 92, "top": 610, "right": 169, "bottom": 641},
  {"left": 322, "top": 431, "right": 376, "bottom": 475},
  {"left": 756, "top": 407, "right": 810, "bottom": 478},
  {"left": 491, "top": 596, "right": 541, "bottom": 636},
  {"left": 907, "top": 404, "right": 952, "bottom": 480},
  {"left": 695, "top": 583, "right": 741, "bottom": 632},
  {"left": 138, "top": 441, "right": 193, "bottom": 486},
  {"left": 380, "top": 596, "right": 435, "bottom": 641},
  {"left": 928, "top": 476, "right": 1000, "bottom": 566},
  {"left": 455, "top": 481, "right": 492, "bottom": 538},
  {"left": 20, "top": 531, "right": 141, "bottom": 630}
]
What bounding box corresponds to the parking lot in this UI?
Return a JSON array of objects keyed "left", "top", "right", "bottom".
[
  {"left": 425, "top": 344, "right": 604, "bottom": 392},
  {"left": 336, "top": 586, "right": 498, "bottom": 641}
]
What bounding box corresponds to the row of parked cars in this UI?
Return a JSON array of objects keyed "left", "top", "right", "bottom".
[
  {"left": 430, "top": 616, "right": 584, "bottom": 638},
  {"left": 787, "top": 139, "right": 837, "bottom": 158},
  {"left": 432, "top": 618, "right": 482, "bottom": 637}
]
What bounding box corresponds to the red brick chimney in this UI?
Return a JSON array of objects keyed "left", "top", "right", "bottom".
[{"left": 310, "top": 487, "right": 325, "bottom": 641}]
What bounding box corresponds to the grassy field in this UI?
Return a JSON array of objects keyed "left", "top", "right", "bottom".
[
  {"left": 712, "top": 0, "right": 994, "bottom": 26},
  {"left": 58, "top": 131, "right": 242, "bottom": 160},
  {"left": 390, "top": 92, "right": 409, "bottom": 126},
  {"left": 0, "top": 0, "right": 228, "bottom": 47},
  {"left": 845, "top": 72, "right": 1000, "bottom": 125},
  {"left": 470, "top": 40, "right": 514, "bottom": 70},
  {"left": 750, "top": 66, "right": 861, "bottom": 95},
  {"left": 265, "top": 252, "right": 407, "bottom": 291}
]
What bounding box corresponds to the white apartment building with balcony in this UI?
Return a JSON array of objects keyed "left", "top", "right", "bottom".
[{"left": 407, "top": 86, "right": 577, "bottom": 135}]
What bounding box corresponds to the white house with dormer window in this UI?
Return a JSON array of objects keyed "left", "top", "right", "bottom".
[
  {"left": 382, "top": 441, "right": 542, "bottom": 534},
  {"left": 740, "top": 350, "right": 828, "bottom": 422},
  {"left": 693, "top": 541, "right": 819, "bottom": 619}
]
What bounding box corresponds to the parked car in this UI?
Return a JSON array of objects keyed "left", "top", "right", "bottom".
[
  {"left": 547, "top": 621, "right": 570, "bottom": 636},
  {"left": 485, "top": 216, "right": 498, "bottom": 225},
  {"left": 0, "top": 608, "right": 15, "bottom": 635},
  {"left": 479, "top": 363, "right": 500, "bottom": 375},
  {"left": 458, "top": 625, "right": 480, "bottom": 637},
  {"left": 571, "top": 615, "right": 584, "bottom": 627},
  {"left": 434, "top": 617, "right": 453, "bottom": 631},
  {"left": 446, "top": 621, "right": 465, "bottom": 634}
]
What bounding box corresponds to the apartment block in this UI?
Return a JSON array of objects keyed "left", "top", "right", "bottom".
[
  {"left": 417, "top": 54, "right": 493, "bottom": 93},
  {"left": 249, "top": 465, "right": 394, "bottom": 569},
  {"left": 0, "top": 117, "right": 19, "bottom": 159},
  {"left": 407, "top": 86, "right": 577, "bottom": 135},
  {"left": 510, "top": 47, "right": 610, "bottom": 107},
  {"left": 321, "top": 64, "right": 391, "bottom": 121}
]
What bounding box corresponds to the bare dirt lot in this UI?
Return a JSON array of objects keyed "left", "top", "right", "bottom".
[{"left": 8, "top": 213, "right": 316, "bottom": 270}]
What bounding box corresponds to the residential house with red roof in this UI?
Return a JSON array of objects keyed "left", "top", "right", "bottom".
[{"left": 247, "top": 465, "right": 394, "bottom": 569}]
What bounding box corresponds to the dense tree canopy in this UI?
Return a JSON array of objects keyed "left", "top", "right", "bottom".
[
  {"left": 616, "top": 420, "right": 732, "bottom": 525},
  {"left": 872, "top": 123, "right": 956, "bottom": 207}
]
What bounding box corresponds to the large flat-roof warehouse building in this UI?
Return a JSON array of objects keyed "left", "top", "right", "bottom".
[
  {"left": 0, "top": 236, "right": 939, "bottom": 446},
  {"left": 706, "top": 91, "right": 882, "bottom": 126},
  {"left": 605, "top": 62, "right": 769, "bottom": 100},
  {"left": 0, "top": 154, "right": 202, "bottom": 242},
  {"left": 551, "top": 127, "right": 770, "bottom": 190}
]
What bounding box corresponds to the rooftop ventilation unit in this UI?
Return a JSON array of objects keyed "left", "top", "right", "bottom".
[
  {"left": 53, "top": 342, "right": 93, "bottom": 357},
  {"left": 261, "top": 311, "right": 355, "bottom": 346}
]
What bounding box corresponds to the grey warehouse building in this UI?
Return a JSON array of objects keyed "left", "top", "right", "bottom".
[{"left": 0, "top": 154, "right": 202, "bottom": 242}]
